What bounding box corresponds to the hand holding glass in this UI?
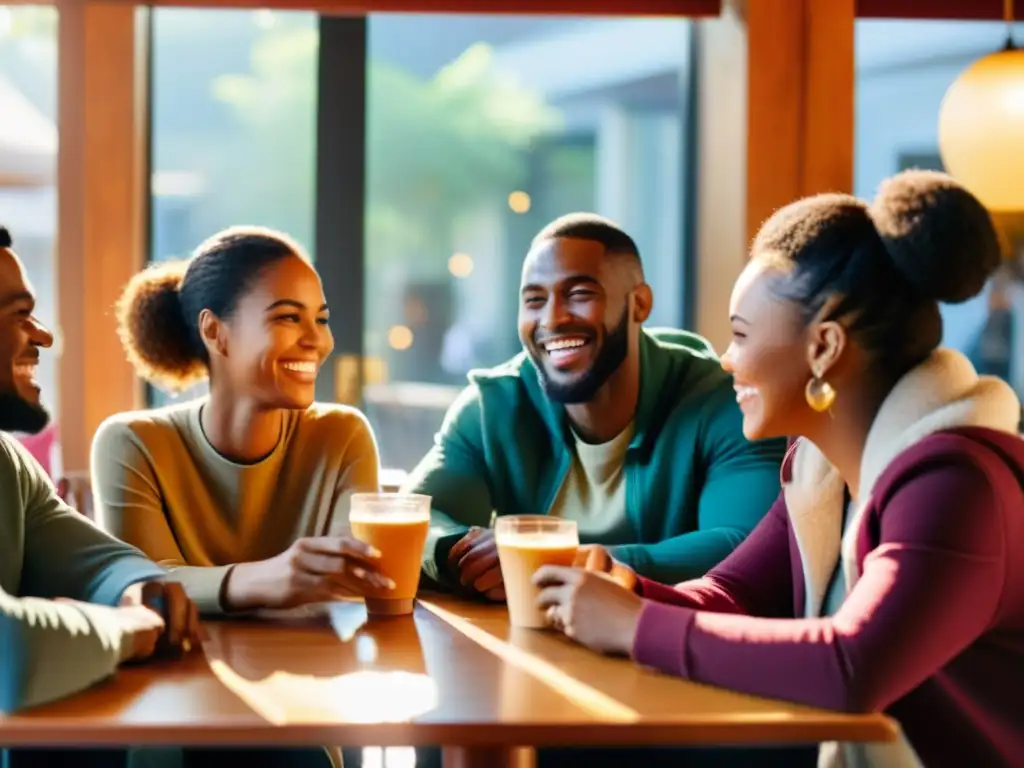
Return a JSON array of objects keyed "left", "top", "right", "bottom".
[
  {"left": 495, "top": 516, "right": 578, "bottom": 629},
  {"left": 349, "top": 493, "right": 431, "bottom": 617}
]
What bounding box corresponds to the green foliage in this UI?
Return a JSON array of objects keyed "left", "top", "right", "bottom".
[
  {"left": 212, "top": 26, "right": 560, "bottom": 273},
  {"left": 0, "top": 8, "right": 563, "bottom": 278},
  {"left": 0, "top": 7, "right": 58, "bottom": 120},
  {"left": 0, "top": 6, "right": 56, "bottom": 38}
]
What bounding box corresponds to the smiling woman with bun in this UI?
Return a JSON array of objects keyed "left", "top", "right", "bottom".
[
  {"left": 91, "top": 226, "right": 392, "bottom": 617},
  {"left": 535, "top": 170, "right": 1024, "bottom": 767}
]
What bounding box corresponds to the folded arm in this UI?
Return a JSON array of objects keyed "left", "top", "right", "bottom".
[
  {"left": 0, "top": 438, "right": 151, "bottom": 712},
  {"left": 613, "top": 389, "right": 786, "bottom": 583},
  {"left": 9, "top": 436, "right": 163, "bottom": 606},
  {"left": 632, "top": 455, "right": 1006, "bottom": 713},
  {"left": 634, "top": 492, "right": 796, "bottom": 617},
  {"left": 0, "top": 587, "right": 135, "bottom": 713}
]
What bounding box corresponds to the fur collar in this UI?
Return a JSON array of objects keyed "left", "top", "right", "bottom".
[{"left": 783, "top": 348, "right": 1020, "bottom": 619}]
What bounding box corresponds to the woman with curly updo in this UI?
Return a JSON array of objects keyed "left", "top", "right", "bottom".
[
  {"left": 536, "top": 170, "right": 1024, "bottom": 767},
  {"left": 91, "top": 226, "right": 393, "bottom": 618}
]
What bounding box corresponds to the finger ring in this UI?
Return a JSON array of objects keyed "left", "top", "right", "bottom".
[
  {"left": 182, "top": 639, "right": 192, "bottom": 653},
  {"left": 546, "top": 606, "right": 563, "bottom": 630},
  {"left": 559, "top": 607, "right": 572, "bottom": 633}
]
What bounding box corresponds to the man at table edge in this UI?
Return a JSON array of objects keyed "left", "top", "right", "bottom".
[
  {"left": 402, "top": 213, "right": 787, "bottom": 598},
  {"left": 0, "top": 225, "right": 198, "bottom": 715}
]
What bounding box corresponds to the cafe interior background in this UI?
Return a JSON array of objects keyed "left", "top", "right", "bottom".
[
  {"left": 0, "top": 0, "right": 1022, "bottom": 532},
  {"left": 2, "top": 1, "right": 1023, "bottom": 766}
]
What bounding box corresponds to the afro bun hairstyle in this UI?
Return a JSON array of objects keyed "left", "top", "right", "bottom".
[
  {"left": 752, "top": 169, "right": 1001, "bottom": 377},
  {"left": 116, "top": 260, "right": 206, "bottom": 393}
]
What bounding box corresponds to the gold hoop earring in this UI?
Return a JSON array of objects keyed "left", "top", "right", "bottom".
[{"left": 805, "top": 376, "right": 836, "bottom": 413}]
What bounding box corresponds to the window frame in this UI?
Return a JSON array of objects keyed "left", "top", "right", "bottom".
[{"left": 143, "top": 11, "right": 700, "bottom": 430}]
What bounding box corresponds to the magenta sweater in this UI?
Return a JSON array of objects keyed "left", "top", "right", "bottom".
[{"left": 632, "top": 428, "right": 1024, "bottom": 767}]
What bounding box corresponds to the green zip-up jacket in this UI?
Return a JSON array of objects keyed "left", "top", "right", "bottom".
[{"left": 404, "top": 328, "right": 787, "bottom": 586}]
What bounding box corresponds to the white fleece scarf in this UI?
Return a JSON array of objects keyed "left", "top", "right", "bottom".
[{"left": 781, "top": 349, "right": 1020, "bottom": 768}]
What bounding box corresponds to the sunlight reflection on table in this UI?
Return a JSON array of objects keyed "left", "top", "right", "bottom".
[
  {"left": 203, "top": 601, "right": 439, "bottom": 726},
  {"left": 208, "top": 663, "right": 439, "bottom": 725}
]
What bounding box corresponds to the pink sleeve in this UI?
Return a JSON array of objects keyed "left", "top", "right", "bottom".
[
  {"left": 635, "top": 492, "right": 795, "bottom": 617},
  {"left": 631, "top": 455, "right": 1007, "bottom": 713}
]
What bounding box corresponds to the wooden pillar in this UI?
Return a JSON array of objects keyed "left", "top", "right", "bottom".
[
  {"left": 57, "top": 1, "right": 148, "bottom": 472},
  {"left": 746, "top": 0, "right": 855, "bottom": 239},
  {"left": 693, "top": 0, "right": 748, "bottom": 353},
  {"left": 693, "top": 0, "right": 855, "bottom": 352}
]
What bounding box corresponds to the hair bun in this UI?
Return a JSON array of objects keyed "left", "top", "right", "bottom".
[
  {"left": 868, "top": 169, "right": 1002, "bottom": 305},
  {"left": 116, "top": 260, "right": 207, "bottom": 392}
]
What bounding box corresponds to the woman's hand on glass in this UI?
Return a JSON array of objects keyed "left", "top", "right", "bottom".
[
  {"left": 533, "top": 564, "right": 645, "bottom": 657},
  {"left": 224, "top": 536, "right": 395, "bottom": 611},
  {"left": 573, "top": 544, "right": 638, "bottom": 592}
]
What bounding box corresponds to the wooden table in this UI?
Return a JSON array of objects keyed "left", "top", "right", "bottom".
[{"left": 0, "top": 595, "right": 897, "bottom": 766}]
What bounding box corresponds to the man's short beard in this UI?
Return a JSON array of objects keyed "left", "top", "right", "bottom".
[
  {"left": 535, "top": 307, "right": 630, "bottom": 405},
  {"left": 0, "top": 390, "right": 51, "bottom": 434}
]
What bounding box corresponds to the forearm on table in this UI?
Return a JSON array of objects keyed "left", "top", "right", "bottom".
[
  {"left": 162, "top": 562, "right": 242, "bottom": 615},
  {"left": 610, "top": 528, "right": 746, "bottom": 583},
  {"left": 0, "top": 595, "right": 129, "bottom": 713},
  {"left": 635, "top": 576, "right": 746, "bottom": 614},
  {"left": 221, "top": 559, "right": 292, "bottom": 612}
]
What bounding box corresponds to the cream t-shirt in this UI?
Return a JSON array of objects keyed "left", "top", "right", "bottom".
[
  {"left": 90, "top": 399, "right": 380, "bottom": 614},
  {"left": 547, "top": 421, "right": 634, "bottom": 543}
]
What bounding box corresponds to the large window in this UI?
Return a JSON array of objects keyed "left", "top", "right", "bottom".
[
  {"left": 855, "top": 19, "right": 1024, "bottom": 400},
  {"left": 0, "top": 5, "right": 60, "bottom": 473},
  {"left": 145, "top": 12, "right": 695, "bottom": 473},
  {"left": 363, "top": 14, "right": 692, "bottom": 469},
  {"left": 148, "top": 8, "right": 319, "bottom": 407}
]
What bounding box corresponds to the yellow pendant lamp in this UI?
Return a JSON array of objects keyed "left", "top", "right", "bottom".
[{"left": 938, "top": 0, "right": 1024, "bottom": 213}]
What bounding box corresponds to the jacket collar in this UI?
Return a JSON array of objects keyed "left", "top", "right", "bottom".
[
  {"left": 782, "top": 348, "right": 1020, "bottom": 618},
  {"left": 519, "top": 329, "right": 683, "bottom": 453}
]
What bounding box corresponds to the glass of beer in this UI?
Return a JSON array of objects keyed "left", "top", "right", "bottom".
[
  {"left": 349, "top": 493, "right": 431, "bottom": 617},
  {"left": 495, "top": 516, "right": 578, "bottom": 629}
]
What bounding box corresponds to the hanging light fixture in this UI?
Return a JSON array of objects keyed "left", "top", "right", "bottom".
[{"left": 938, "top": 0, "right": 1024, "bottom": 212}]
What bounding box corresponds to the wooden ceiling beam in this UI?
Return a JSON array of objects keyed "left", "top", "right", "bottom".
[
  {"left": 20, "top": 0, "right": 1012, "bottom": 18},
  {"left": 856, "top": 0, "right": 1011, "bottom": 20},
  {"left": 10, "top": 0, "right": 1010, "bottom": 18},
  {"left": 41, "top": 0, "right": 721, "bottom": 14}
]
